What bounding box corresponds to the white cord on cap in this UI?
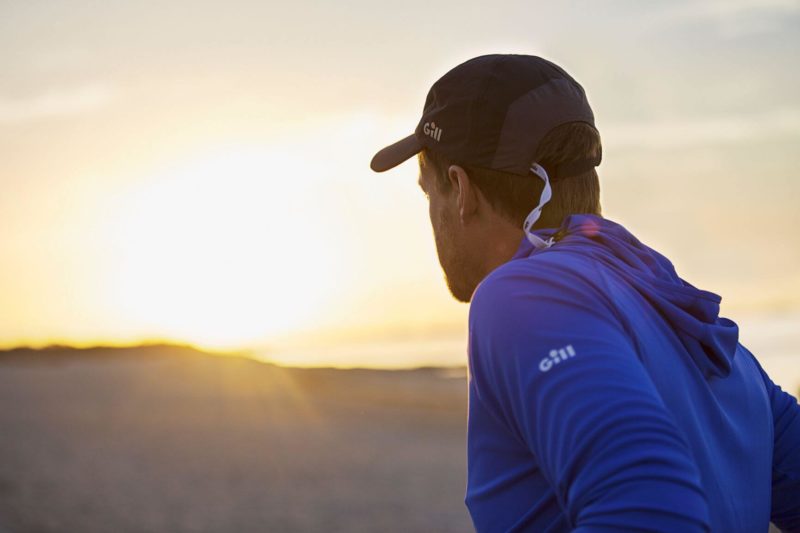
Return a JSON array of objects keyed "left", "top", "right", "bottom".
[{"left": 523, "top": 162, "right": 555, "bottom": 249}]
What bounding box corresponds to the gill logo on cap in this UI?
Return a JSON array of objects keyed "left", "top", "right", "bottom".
[
  {"left": 423, "top": 121, "right": 443, "bottom": 141},
  {"left": 539, "top": 344, "right": 576, "bottom": 372}
]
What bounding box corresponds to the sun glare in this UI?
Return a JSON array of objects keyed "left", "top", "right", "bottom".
[{"left": 106, "top": 145, "right": 343, "bottom": 349}]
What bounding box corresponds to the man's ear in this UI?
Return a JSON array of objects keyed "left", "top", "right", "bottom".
[{"left": 448, "top": 164, "right": 478, "bottom": 224}]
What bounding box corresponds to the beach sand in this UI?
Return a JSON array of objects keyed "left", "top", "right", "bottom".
[{"left": 0, "top": 347, "right": 470, "bottom": 532}]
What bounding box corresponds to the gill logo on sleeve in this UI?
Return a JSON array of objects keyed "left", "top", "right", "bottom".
[{"left": 539, "top": 344, "right": 576, "bottom": 372}]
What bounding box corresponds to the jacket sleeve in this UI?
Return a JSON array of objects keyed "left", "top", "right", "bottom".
[
  {"left": 468, "top": 266, "right": 711, "bottom": 532},
  {"left": 752, "top": 356, "right": 800, "bottom": 532}
]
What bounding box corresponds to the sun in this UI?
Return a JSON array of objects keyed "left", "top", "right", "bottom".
[{"left": 106, "top": 144, "right": 344, "bottom": 349}]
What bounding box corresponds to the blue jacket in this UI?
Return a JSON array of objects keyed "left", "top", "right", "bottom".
[{"left": 466, "top": 214, "right": 800, "bottom": 532}]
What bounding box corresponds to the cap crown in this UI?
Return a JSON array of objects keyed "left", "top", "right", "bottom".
[{"left": 414, "top": 54, "right": 598, "bottom": 177}]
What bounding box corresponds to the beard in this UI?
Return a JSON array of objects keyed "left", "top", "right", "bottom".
[{"left": 432, "top": 208, "right": 481, "bottom": 303}]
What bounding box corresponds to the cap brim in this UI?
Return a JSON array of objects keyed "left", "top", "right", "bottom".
[{"left": 370, "top": 134, "right": 423, "bottom": 172}]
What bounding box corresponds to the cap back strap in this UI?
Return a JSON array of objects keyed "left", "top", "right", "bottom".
[{"left": 523, "top": 163, "right": 555, "bottom": 249}]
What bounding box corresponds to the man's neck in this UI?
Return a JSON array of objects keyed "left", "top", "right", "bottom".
[{"left": 478, "top": 224, "right": 525, "bottom": 281}]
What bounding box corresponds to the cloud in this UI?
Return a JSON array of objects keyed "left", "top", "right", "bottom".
[
  {"left": 603, "top": 107, "right": 800, "bottom": 149},
  {"left": 660, "top": 0, "right": 799, "bottom": 21},
  {"left": 642, "top": 0, "right": 799, "bottom": 37},
  {"left": 0, "top": 83, "right": 114, "bottom": 123}
]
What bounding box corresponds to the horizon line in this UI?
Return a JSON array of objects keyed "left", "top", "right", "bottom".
[{"left": 0, "top": 341, "right": 467, "bottom": 372}]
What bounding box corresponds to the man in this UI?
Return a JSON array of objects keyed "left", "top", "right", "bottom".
[{"left": 369, "top": 54, "right": 800, "bottom": 532}]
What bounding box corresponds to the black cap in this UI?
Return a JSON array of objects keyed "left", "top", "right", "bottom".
[{"left": 370, "top": 54, "right": 601, "bottom": 179}]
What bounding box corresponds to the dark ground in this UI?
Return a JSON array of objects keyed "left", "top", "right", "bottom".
[{"left": 0, "top": 346, "right": 471, "bottom": 532}]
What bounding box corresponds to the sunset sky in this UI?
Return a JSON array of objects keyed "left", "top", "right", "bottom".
[{"left": 1, "top": 1, "right": 798, "bottom": 372}]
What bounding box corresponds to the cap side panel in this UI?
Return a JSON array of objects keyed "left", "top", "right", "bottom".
[
  {"left": 415, "top": 58, "right": 496, "bottom": 163},
  {"left": 466, "top": 56, "right": 563, "bottom": 169},
  {"left": 490, "top": 78, "right": 596, "bottom": 176}
]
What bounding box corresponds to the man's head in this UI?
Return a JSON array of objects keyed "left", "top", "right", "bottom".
[
  {"left": 370, "top": 54, "right": 603, "bottom": 302},
  {"left": 416, "top": 122, "right": 602, "bottom": 302}
]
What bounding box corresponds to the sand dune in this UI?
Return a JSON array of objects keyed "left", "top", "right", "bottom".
[{"left": 0, "top": 347, "right": 470, "bottom": 532}]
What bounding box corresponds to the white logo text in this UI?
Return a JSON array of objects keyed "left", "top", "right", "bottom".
[
  {"left": 423, "top": 121, "right": 443, "bottom": 141},
  {"left": 539, "top": 344, "right": 577, "bottom": 372}
]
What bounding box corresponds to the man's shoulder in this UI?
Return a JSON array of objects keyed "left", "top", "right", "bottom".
[
  {"left": 470, "top": 249, "right": 607, "bottom": 326},
  {"left": 475, "top": 248, "right": 599, "bottom": 303}
]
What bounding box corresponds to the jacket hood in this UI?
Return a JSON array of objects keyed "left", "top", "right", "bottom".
[{"left": 516, "top": 214, "right": 739, "bottom": 379}]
